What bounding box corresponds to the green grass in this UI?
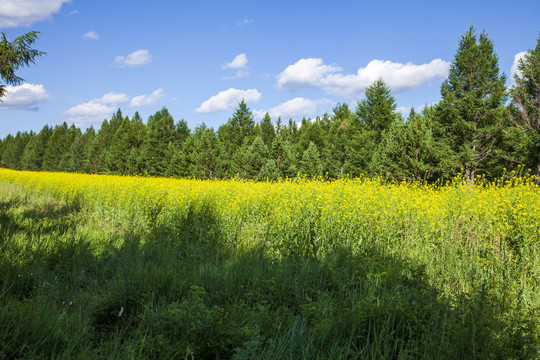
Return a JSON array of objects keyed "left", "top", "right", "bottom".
[{"left": 0, "top": 181, "right": 538, "bottom": 359}]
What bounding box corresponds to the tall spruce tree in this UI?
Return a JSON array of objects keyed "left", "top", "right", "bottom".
[
  {"left": 218, "top": 100, "right": 256, "bottom": 158},
  {"left": 345, "top": 79, "right": 397, "bottom": 176},
  {"left": 20, "top": 125, "right": 51, "bottom": 170},
  {"left": 190, "top": 124, "right": 221, "bottom": 179},
  {"left": 436, "top": 26, "right": 507, "bottom": 182},
  {"left": 356, "top": 78, "right": 397, "bottom": 143},
  {"left": 510, "top": 35, "right": 540, "bottom": 178},
  {"left": 300, "top": 141, "right": 323, "bottom": 178},
  {"left": 139, "top": 107, "right": 177, "bottom": 176},
  {"left": 271, "top": 132, "right": 298, "bottom": 178},
  {"left": 259, "top": 112, "right": 275, "bottom": 146},
  {"left": 42, "top": 123, "right": 69, "bottom": 171},
  {"left": 246, "top": 136, "right": 269, "bottom": 178},
  {"left": 324, "top": 103, "right": 352, "bottom": 178}
]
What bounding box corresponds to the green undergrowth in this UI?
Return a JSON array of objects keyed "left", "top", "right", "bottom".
[{"left": 0, "top": 182, "right": 538, "bottom": 359}]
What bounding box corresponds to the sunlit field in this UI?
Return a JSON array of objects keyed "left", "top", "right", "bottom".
[{"left": 0, "top": 168, "right": 539, "bottom": 359}]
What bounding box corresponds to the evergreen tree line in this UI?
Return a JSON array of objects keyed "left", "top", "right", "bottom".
[{"left": 1, "top": 28, "right": 539, "bottom": 183}]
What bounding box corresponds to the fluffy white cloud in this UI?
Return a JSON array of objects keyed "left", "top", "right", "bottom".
[
  {"left": 223, "top": 53, "right": 248, "bottom": 69},
  {"left": 236, "top": 19, "right": 253, "bottom": 26},
  {"left": 254, "top": 97, "right": 327, "bottom": 119},
  {"left": 196, "top": 88, "right": 261, "bottom": 113},
  {"left": 277, "top": 58, "right": 450, "bottom": 97},
  {"left": 99, "top": 92, "right": 130, "bottom": 104},
  {"left": 511, "top": 51, "right": 527, "bottom": 80},
  {"left": 83, "top": 31, "right": 99, "bottom": 40},
  {"left": 130, "top": 88, "right": 164, "bottom": 107},
  {"left": 277, "top": 58, "right": 341, "bottom": 91},
  {"left": 0, "top": 0, "right": 69, "bottom": 27},
  {"left": 64, "top": 91, "right": 129, "bottom": 125},
  {"left": 114, "top": 49, "right": 152, "bottom": 68},
  {"left": 0, "top": 83, "right": 51, "bottom": 111},
  {"left": 64, "top": 89, "right": 165, "bottom": 125}
]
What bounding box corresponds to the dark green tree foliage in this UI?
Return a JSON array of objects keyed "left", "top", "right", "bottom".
[
  {"left": 300, "top": 141, "right": 323, "bottom": 178},
  {"left": 1, "top": 131, "right": 30, "bottom": 169},
  {"left": 403, "top": 109, "right": 437, "bottom": 180},
  {"left": 59, "top": 127, "right": 88, "bottom": 172},
  {"left": 271, "top": 132, "right": 298, "bottom": 178},
  {"left": 510, "top": 35, "right": 540, "bottom": 178},
  {"left": 190, "top": 125, "right": 221, "bottom": 179},
  {"left": 218, "top": 100, "right": 256, "bottom": 158},
  {"left": 0, "top": 31, "right": 45, "bottom": 99},
  {"left": 437, "top": 26, "right": 507, "bottom": 182},
  {"left": 107, "top": 117, "right": 132, "bottom": 174},
  {"left": 370, "top": 108, "right": 438, "bottom": 181},
  {"left": 230, "top": 138, "right": 251, "bottom": 178},
  {"left": 58, "top": 125, "right": 82, "bottom": 172},
  {"left": 20, "top": 125, "right": 52, "bottom": 170},
  {"left": 345, "top": 79, "right": 397, "bottom": 177},
  {"left": 258, "top": 159, "right": 279, "bottom": 181},
  {"left": 246, "top": 136, "right": 269, "bottom": 178},
  {"left": 357, "top": 78, "right": 397, "bottom": 143},
  {"left": 296, "top": 117, "right": 324, "bottom": 155},
  {"left": 323, "top": 103, "right": 352, "bottom": 178},
  {"left": 139, "top": 107, "right": 177, "bottom": 176},
  {"left": 42, "top": 123, "right": 69, "bottom": 171},
  {"left": 259, "top": 112, "right": 275, "bottom": 146},
  {"left": 85, "top": 122, "right": 110, "bottom": 174}
]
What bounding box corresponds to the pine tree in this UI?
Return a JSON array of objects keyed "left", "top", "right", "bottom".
[
  {"left": 436, "top": 26, "right": 507, "bottom": 182},
  {"left": 20, "top": 125, "right": 51, "bottom": 170},
  {"left": 300, "top": 142, "right": 323, "bottom": 178},
  {"left": 190, "top": 125, "right": 221, "bottom": 179},
  {"left": 356, "top": 78, "right": 397, "bottom": 143},
  {"left": 218, "top": 100, "right": 256, "bottom": 158},
  {"left": 246, "top": 136, "right": 269, "bottom": 179},
  {"left": 58, "top": 125, "right": 82, "bottom": 172},
  {"left": 258, "top": 159, "right": 279, "bottom": 181},
  {"left": 0, "top": 31, "right": 45, "bottom": 99},
  {"left": 259, "top": 112, "right": 275, "bottom": 146},
  {"left": 1, "top": 131, "right": 30, "bottom": 169},
  {"left": 324, "top": 103, "right": 352, "bottom": 178},
  {"left": 271, "top": 132, "right": 298, "bottom": 178},
  {"left": 42, "top": 123, "right": 69, "bottom": 171},
  {"left": 510, "top": 35, "right": 540, "bottom": 178},
  {"left": 139, "top": 107, "right": 177, "bottom": 176}
]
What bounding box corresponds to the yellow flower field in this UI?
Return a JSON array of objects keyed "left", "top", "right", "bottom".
[
  {"left": 1, "top": 168, "right": 540, "bottom": 358},
  {"left": 1, "top": 168, "right": 538, "bottom": 258}
]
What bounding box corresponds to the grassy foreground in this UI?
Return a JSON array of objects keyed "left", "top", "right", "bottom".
[{"left": 0, "top": 169, "right": 539, "bottom": 359}]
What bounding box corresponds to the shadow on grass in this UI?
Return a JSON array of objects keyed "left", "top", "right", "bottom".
[{"left": 0, "top": 197, "right": 538, "bottom": 359}]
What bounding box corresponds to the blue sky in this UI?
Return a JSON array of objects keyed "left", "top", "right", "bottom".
[{"left": 0, "top": 0, "right": 539, "bottom": 137}]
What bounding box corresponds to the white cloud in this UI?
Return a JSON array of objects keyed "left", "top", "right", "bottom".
[
  {"left": 223, "top": 53, "right": 248, "bottom": 69},
  {"left": 99, "top": 92, "right": 130, "bottom": 104},
  {"left": 195, "top": 88, "right": 261, "bottom": 113},
  {"left": 0, "top": 0, "right": 69, "bottom": 27},
  {"left": 277, "top": 58, "right": 341, "bottom": 91},
  {"left": 253, "top": 97, "right": 328, "bottom": 119},
  {"left": 130, "top": 88, "right": 164, "bottom": 107},
  {"left": 114, "top": 49, "right": 152, "bottom": 68},
  {"left": 236, "top": 19, "right": 253, "bottom": 26},
  {"left": 277, "top": 58, "right": 450, "bottom": 97},
  {"left": 63, "top": 91, "right": 129, "bottom": 125},
  {"left": 0, "top": 83, "right": 51, "bottom": 111},
  {"left": 511, "top": 51, "right": 527, "bottom": 80},
  {"left": 64, "top": 89, "right": 165, "bottom": 125},
  {"left": 223, "top": 69, "right": 249, "bottom": 80},
  {"left": 83, "top": 31, "right": 99, "bottom": 40}
]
